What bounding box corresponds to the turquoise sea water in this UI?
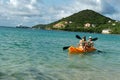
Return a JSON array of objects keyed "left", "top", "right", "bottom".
[{"left": 0, "top": 27, "right": 120, "bottom": 80}]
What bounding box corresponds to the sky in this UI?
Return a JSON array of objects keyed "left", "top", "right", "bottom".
[{"left": 0, "top": 0, "right": 120, "bottom": 27}]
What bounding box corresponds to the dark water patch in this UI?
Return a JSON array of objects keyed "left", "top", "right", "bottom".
[
  {"left": 0, "top": 53, "right": 3, "bottom": 55},
  {"left": 11, "top": 72, "right": 29, "bottom": 80},
  {"left": 68, "top": 64, "right": 82, "bottom": 69},
  {"left": 0, "top": 72, "right": 13, "bottom": 79},
  {"left": 28, "top": 68, "right": 54, "bottom": 80},
  {"left": 13, "top": 41, "right": 31, "bottom": 49},
  {"left": 68, "top": 64, "right": 93, "bottom": 71},
  {"left": 1, "top": 57, "right": 10, "bottom": 61},
  {"left": 0, "top": 72, "right": 6, "bottom": 77}
]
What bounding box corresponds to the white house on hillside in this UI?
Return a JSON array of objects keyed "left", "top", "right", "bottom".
[
  {"left": 84, "top": 23, "right": 91, "bottom": 28},
  {"left": 102, "top": 29, "right": 111, "bottom": 34}
]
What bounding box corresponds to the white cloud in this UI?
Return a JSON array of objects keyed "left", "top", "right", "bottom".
[
  {"left": 26, "top": 4, "right": 35, "bottom": 10},
  {"left": 9, "top": 0, "right": 18, "bottom": 7},
  {"left": 0, "top": 0, "right": 120, "bottom": 26},
  {"left": 30, "top": 0, "right": 37, "bottom": 4}
]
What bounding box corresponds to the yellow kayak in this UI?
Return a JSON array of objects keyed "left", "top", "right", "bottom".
[{"left": 68, "top": 46, "right": 96, "bottom": 54}]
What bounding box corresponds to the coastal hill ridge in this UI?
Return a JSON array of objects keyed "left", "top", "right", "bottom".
[{"left": 33, "top": 9, "right": 120, "bottom": 34}]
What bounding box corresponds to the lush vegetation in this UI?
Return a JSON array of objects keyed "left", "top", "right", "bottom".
[
  {"left": 32, "top": 9, "right": 120, "bottom": 34},
  {"left": 32, "top": 24, "right": 46, "bottom": 29}
]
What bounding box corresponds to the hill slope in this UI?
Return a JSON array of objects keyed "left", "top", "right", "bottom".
[
  {"left": 33, "top": 9, "right": 120, "bottom": 34},
  {"left": 61, "top": 9, "right": 112, "bottom": 24}
]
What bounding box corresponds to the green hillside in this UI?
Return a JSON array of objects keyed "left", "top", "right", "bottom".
[
  {"left": 61, "top": 9, "right": 112, "bottom": 25},
  {"left": 32, "top": 24, "right": 46, "bottom": 29},
  {"left": 33, "top": 9, "right": 120, "bottom": 34}
]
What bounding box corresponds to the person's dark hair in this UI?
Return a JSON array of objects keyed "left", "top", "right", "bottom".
[{"left": 83, "top": 36, "right": 86, "bottom": 41}]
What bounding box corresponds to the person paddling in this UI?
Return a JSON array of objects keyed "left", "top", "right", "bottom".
[
  {"left": 87, "top": 36, "right": 94, "bottom": 48},
  {"left": 78, "top": 36, "right": 87, "bottom": 51}
]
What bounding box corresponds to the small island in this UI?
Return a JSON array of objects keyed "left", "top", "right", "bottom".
[{"left": 16, "top": 25, "right": 30, "bottom": 28}]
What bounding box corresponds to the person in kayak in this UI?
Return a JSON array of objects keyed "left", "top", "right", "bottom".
[
  {"left": 78, "top": 36, "right": 88, "bottom": 51},
  {"left": 87, "top": 36, "right": 94, "bottom": 48}
]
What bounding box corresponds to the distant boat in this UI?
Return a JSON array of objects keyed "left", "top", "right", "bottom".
[{"left": 16, "top": 25, "right": 30, "bottom": 28}]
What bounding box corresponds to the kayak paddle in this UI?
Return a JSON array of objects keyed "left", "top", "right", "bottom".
[
  {"left": 97, "top": 50, "right": 102, "bottom": 52},
  {"left": 76, "top": 35, "right": 98, "bottom": 41},
  {"left": 76, "top": 35, "right": 82, "bottom": 39},
  {"left": 63, "top": 46, "right": 70, "bottom": 50},
  {"left": 92, "top": 37, "right": 98, "bottom": 41}
]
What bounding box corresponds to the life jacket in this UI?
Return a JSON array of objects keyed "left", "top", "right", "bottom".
[
  {"left": 87, "top": 41, "right": 93, "bottom": 47},
  {"left": 79, "top": 40, "right": 86, "bottom": 46}
]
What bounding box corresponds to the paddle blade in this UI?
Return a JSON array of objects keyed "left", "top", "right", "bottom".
[
  {"left": 63, "top": 46, "right": 70, "bottom": 50},
  {"left": 97, "top": 50, "right": 102, "bottom": 52},
  {"left": 76, "top": 35, "right": 82, "bottom": 39},
  {"left": 92, "top": 37, "right": 98, "bottom": 41}
]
